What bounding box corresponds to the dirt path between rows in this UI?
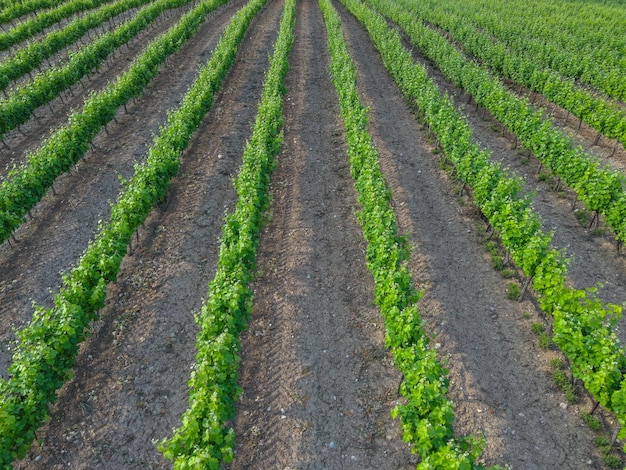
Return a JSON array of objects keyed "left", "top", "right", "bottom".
[
  {"left": 0, "top": 0, "right": 248, "bottom": 378},
  {"left": 1, "top": 0, "right": 622, "bottom": 467},
  {"left": 228, "top": 0, "right": 414, "bottom": 467},
  {"left": 16, "top": 0, "right": 281, "bottom": 467}
]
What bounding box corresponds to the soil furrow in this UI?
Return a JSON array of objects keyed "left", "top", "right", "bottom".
[
  {"left": 381, "top": 15, "right": 626, "bottom": 340},
  {"left": 0, "top": 0, "right": 199, "bottom": 168},
  {"left": 228, "top": 0, "right": 415, "bottom": 467},
  {"left": 15, "top": 0, "right": 284, "bottom": 467},
  {"left": 334, "top": 0, "right": 605, "bottom": 467},
  {"left": 2, "top": 3, "right": 151, "bottom": 93},
  {"left": 0, "top": 0, "right": 247, "bottom": 377}
]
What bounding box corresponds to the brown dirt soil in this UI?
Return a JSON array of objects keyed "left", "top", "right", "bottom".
[
  {"left": 388, "top": 15, "right": 626, "bottom": 343},
  {"left": 3, "top": 4, "right": 153, "bottom": 91},
  {"left": 0, "top": 0, "right": 623, "bottom": 468},
  {"left": 1, "top": 0, "right": 201, "bottom": 174}
]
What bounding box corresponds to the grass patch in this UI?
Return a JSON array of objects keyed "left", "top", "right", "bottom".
[
  {"left": 506, "top": 282, "right": 520, "bottom": 300},
  {"left": 581, "top": 412, "right": 601, "bottom": 431}
]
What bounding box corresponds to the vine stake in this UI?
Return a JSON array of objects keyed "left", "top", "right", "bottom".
[
  {"left": 518, "top": 276, "right": 533, "bottom": 302},
  {"left": 593, "top": 132, "right": 601, "bottom": 146},
  {"left": 590, "top": 400, "right": 600, "bottom": 416}
]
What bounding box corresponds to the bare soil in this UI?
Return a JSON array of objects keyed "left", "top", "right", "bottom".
[
  {"left": 1, "top": 0, "right": 201, "bottom": 174},
  {"left": 392, "top": 14, "right": 626, "bottom": 341},
  {"left": 0, "top": 0, "right": 623, "bottom": 468}
]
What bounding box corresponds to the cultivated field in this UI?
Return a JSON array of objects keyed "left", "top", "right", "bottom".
[{"left": 1, "top": 0, "right": 625, "bottom": 468}]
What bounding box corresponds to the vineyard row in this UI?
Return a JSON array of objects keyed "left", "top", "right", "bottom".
[
  {"left": 0, "top": 0, "right": 241, "bottom": 463},
  {"left": 401, "top": 0, "right": 626, "bottom": 150},
  {"left": 0, "top": 0, "right": 154, "bottom": 93},
  {"left": 159, "top": 0, "right": 295, "bottom": 464},
  {"left": 0, "top": 0, "right": 111, "bottom": 50},
  {"left": 347, "top": 0, "right": 626, "bottom": 454},
  {"left": 0, "top": 0, "right": 216, "bottom": 244},
  {"left": 366, "top": 0, "right": 626, "bottom": 248},
  {"left": 432, "top": 0, "right": 626, "bottom": 102},
  {"left": 320, "top": 0, "right": 492, "bottom": 467},
  {"left": 0, "top": 0, "right": 198, "bottom": 139}
]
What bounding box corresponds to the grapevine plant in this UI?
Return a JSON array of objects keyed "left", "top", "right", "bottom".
[
  {"left": 0, "top": 0, "right": 198, "bottom": 139},
  {"left": 159, "top": 0, "right": 296, "bottom": 466},
  {"left": 342, "top": 0, "right": 626, "bottom": 451},
  {"left": 422, "top": 0, "right": 626, "bottom": 103},
  {"left": 0, "top": 0, "right": 155, "bottom": 92},
  {"left": 365, "top": 0, "right": 626, "bottom": 245},
  {"left": 0, "top": 0, "right": 75, "bottom": 25},
  {"left": 393, "top": 0, "right": 626, "bottom": 149},
  {"left": 0, "top": 0, "right": 262, "bottom": 464},
  {"left": 319, "top": 0, "right": 492, "bottom": 467},
  {"left": 0, "top": 0, "right": 223, "bottom": 244},
  {"left": 0, "top": 0, "right": 111, "bottom": 51}
]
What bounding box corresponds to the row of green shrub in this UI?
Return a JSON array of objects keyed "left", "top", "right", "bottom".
[
  {"left": 320, "top": 0, "right": 492, "bottom": 467},
  {"left": 0, "top": 0, "right": 215, "bottom": 244},
  {"left": 0, "top": 0, "right": 110, "bottom": 50},
  {"left": 0, "top": 0, "right": 154, "bottom": 92},
  {"left": 396, "top": 0, "right": 626, "bottom": 148},
  {"left": 349, "top": 0, "right": 626, "bottom": 453},
  {"left": 159, "top": 0, "right": 296, "bottom": 466},
  {"left": 0, "top": 0, "right": 198, "bottom": 139},
  {"left": 365, "top": 0, "right": 626, "bottom": 246},
  {"left": 0, "top": 0, "right": 248, "bottom": 465}
]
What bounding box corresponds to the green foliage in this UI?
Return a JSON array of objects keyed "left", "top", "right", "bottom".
[
  {"left": 345, "top": 0, "right": 626, "bottom": 455},
  {"left": 491, "top": 254, "right": 503, "bottom": 271},
  {"left": 320, "top": 0, "right": 488, "bottom": 466},
  {"left": 500, "top": 268, "right": 516, "bottom": 279},
  {"left": 364, "top": 0, "right": 626, "bottom": 246},
  {"left": 538, "top": 332, "right": 551, "bottom": 349},
  {"left": 552, "top": 369, "right": 577, "bottom": 403},
  {"left": 550, "top": 357, "right": 563, "bottom": 370},
  {"left": 595, "top": 436, "right": 610, "bottom": 448},
  {"left": 0, "top": 0, "right": 110, "bottom": 50},
  {"left": 581, "top": 412, "right": 601, "bottom": 431},
  {"left": 158, "top": 0, "right": 294, "bottom": 466},
  {"left": 0, "top": 0, "right": 227, "bottom": 244},
  {"left": 0, "top": 0, "right": 155, "bottom": 92},
  {"left": 603, "top": 454, "right": 622, "bottom": 468},
  {"left": 506, "top": 282, "right": 520, "bottom": 301},
  {"left": 484, "top": 241, "right": 497, "bottom": 254},
  {"left": 397, "top": 0, "right": 626, "bottom": 147},
  {"left": 0, "top": 0, "right": 250, "bottom": 464},
  {"left": 537, "top": 172, "right": 552, "bottom": 183},
  {"left": 530, "top": 322, "right": 545, "bottom": 334},
  {"left": 574, "top": 208, "right": 591, "bottom": 226},
  {"left": 0, "top": 0, "right": 195, "bottom": 139}
]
